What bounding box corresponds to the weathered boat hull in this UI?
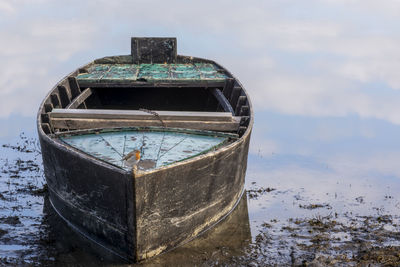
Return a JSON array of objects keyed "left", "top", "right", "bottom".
[
  {"left": 134, "top": 129, "right": 250, "bottom": 260},
  {"left": 37, "top": 39, "right": 253, "bottom": 262},
  {"left": 38, "top": 124, "right": 250, "bottom": 261},
  {"left": 39, "top": 132, "right": 135, "bottom": 259},
  {"left": 42, "top": 190, "right": 251, "bottom": 265}
]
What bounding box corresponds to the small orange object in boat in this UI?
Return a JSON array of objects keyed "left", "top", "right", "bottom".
[{"left": 123, "top": 149, "right": 141, "bottom": 167}]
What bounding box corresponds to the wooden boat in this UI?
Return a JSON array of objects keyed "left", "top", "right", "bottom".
[{"left": 37, "top": 37, "right": 253, "bottom": 262}]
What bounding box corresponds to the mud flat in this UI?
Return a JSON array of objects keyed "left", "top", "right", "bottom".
[{"left": 0, "top": 135, "right": 400, "bottom": 266}]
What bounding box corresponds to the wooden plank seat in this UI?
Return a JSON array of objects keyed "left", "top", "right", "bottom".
[{"left": 49, "top": 109, "right": 240, "bottom": 132}]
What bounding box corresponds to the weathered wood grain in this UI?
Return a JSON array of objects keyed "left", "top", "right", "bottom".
[
  {"left": 66, "top": 88, "right": 93, "bottom": 109},
  {"left": 238, "top": 126, "right": 247, "bottom": 136},
  {"left": 41, "top": 123, "right": 51, "bottom": 134},
  {"left": 58, "top": 85, "right": 71, "bottom": 108},
  {"left": 50, "top": 109, "right": 235, "bottom": 122},
  {"left": 50, "top": 118, "right": 240, "bottom": 132},
  {"left": 210, "top": 88, "right": 235, "bottom": 115},
  {"left": 68, "top": 77, "right": 81, "bottom": 99},
  {"left": 79, "top": 68, "right": 88, "bottom": 74},
  {"left": 50, "top": 93, "right": 61, "bottom": 108},
  {"left": 94, "top": 55, "right": 133, "bottom": 64},
  {"left": 240, "top": 116, "right": 250, "bottom": 126},
  {"left": 222, "top": 78, "right": 234, "bottom": 99},
  {"left": 235, "top": 96, "right": 247, "bottom": 115},
  {"left": 229, "top": 86, "right": 241, "bottom": 113},
  {"left": 131, "top": 37, "right": 177, "bottom": 64},
  {"left": 44, "top": 103, "right": 54, "bottom": 113},
  {"left": 240, "top": 105, "right": 249, "bottom": 116}
]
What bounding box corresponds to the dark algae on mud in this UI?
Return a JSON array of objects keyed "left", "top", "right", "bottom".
[{"left": 1, "top": 135, "right": 400, "bottom": 265}]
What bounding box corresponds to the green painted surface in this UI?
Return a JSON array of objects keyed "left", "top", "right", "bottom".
[
  {"left": 102, "top": 65, "right": 138, "bottom": 81},
  {"left": 76, "top": 63, "right": 228, "bottom": 84},
  {"left": 60, "top": 129, "right": 228, "bottom": 171}
]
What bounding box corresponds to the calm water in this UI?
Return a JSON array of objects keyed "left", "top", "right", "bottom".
[{"left": 2, "top": 1, "right": 400, "bottom": 265}]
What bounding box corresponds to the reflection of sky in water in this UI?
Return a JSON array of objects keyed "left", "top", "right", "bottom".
[
  {"left": 2, "top": 1, "right": 400, "bottom": 124},
  {"left": 1, "top": 0, "right": 400, "bottom": 263},
  {"left": 247, "top": 111, "right": 400, "bottom": 236}
]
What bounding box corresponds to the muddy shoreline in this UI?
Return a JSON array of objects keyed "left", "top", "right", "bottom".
[{"left": 0, "top": 134, "right": 399, "bottom": 266}]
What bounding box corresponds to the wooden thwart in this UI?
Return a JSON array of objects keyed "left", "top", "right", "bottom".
[
  {"left": 50, "top": 118, "right": 239, "bottom": 132},
  {"left": 49, "top": 109, "right": 240, "bottom": 132},
  {"left": 50, "top": 109, "right": 234, "bottom": 121}
]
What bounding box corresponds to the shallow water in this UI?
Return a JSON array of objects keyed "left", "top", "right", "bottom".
[
  {"left": 1, "top": 114, "right": 400, "bottom": 266},
  {"left": 2, "top": 1, "right": 400, "bottom": 265}
]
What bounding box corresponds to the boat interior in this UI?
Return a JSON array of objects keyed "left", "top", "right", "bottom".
[{"left": 39, "top": 38, "right": 251, "bottom": 139}]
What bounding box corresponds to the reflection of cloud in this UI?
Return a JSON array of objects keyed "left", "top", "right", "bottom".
[
  {"left": 248, "top": 112, "right": 400, "bottom": 166},
  {"left": 249, "top": 73, "right": 400, "bottom": 125},
  {"left": 249, "top": 112, "right": 400, "bottom": 183},
  {"left": 2, "top": 0, "right": 400, "bottom": 126},
  {"left": 0, "top": 1, "right": 14, "bottom": 13},
  {"left": 249, "top": 138, "right": 278, "bottom": 155},
  {"left": 328, "top": 152, "right": 400, "bottom": 179},
  {"left": 319, "top": 0, "right": 400, "bottom": 18},
  {"left": 313, "top": 121, "right": 375, "bottom": 142},
  {"left": 0, "top": 114, "right": 35, "bottom": 139},
  {"left": 0, "top": 9, "right": 96, "bottom": 117},
  {"left": 0, "top": 0, "right": 49, "bottom": 15},
  {"left": 247, "top": 151, "right": 400, "bottom": 220}
]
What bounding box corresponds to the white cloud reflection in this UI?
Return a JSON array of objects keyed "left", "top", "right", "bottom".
[
  {"left": 0, "top": 1, "right": 14, "bottom": 13},
  {"left": 0, "top": 1, "right": 96, "bottom": 117},
  {"left": 1, "top": 0, "right": 400, "bottom": 127}
]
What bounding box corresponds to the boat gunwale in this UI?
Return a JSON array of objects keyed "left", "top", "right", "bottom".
[{"left": 52, "top": 126, "right": 239, "bottom": 139}]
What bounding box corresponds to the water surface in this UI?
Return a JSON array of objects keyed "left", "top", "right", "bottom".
[{"left": 1, "top": 1, "right": 400, "bottom": 265}]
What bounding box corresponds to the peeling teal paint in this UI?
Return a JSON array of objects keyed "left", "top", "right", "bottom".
[
  {"left": 138, "top": 63, "right": 169, "bottom": 80},
  {"left": 103, "top": 65, "right": 138, "bottom": 81},
  {"left": 77, "top": 63, "right": 228, "bottom": 84},
  {"left": 77, "top": 72, "right": 104, "bottom": 81},
  {"left": 172, "top": 71, "right": 201, "bottom": 79},
  {"left": 194, "top": 63, "right": 215, "bottom": 72},
  {"left": 60, "top": 129, "right": 229, "bottom": 171}
]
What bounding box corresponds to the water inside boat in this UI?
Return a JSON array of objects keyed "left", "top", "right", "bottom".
[{"left": 59, "top": 128, "right": 236, "bottom": 171}]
